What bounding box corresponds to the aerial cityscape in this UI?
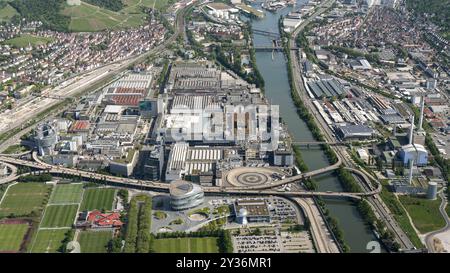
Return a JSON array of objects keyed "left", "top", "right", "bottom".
[{"left": 0, "top": 0, "right": 449, "bottom": 257}]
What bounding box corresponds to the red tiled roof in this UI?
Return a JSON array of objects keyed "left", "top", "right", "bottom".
[
  {"left": 111, "top": 95, "right": 141, "bottom": 106},
  {"left": 70, "top": 120, "right": 90, "bottom": 132},
  {"left": 87, "top": 210, "right": 123, "bottom": 227}
]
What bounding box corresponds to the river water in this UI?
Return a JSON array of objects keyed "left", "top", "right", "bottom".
[{"left": 247, "top": 0, "right": 381, "bottom": 252}]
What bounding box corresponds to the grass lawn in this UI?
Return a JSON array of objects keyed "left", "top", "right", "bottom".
[
  {"left": 0, "top": 3, "right": 18, "bottom": 22},
  {"left": 0, "top": 223, "right": 29, "bottom": 252},
  {"left": 378, "top": 181, "right": 423, "bottom": 248},
  {"left": 153, "top": 237, "right": 219, "bottom": 253},
  {"left": 4, "top": 34, "right": 54, "bottom": 48},
  {"left": 153, "top": 211, "right": 167, "bottom": 219},
  {"left": 40, "top": 205, "right": 78, "bottom": 228},
  {"left": 78, "top": 231, "right": 112, "bottom": 253},
  {"left": 0, "top": 183, "right": 52, "bottom": 217},
  {"left": 398, "top": 195, "right": 446, "bottom": 234},
  {"left": 80, "top": 188, "right": 116, "bottom": 211},
  {"left": 2, "top": 144, "right": 29, "bottom": 154},
  {"left": 49, "top": 183, "right": 83, "bottom": 204},
  {"left": 30, "top": 229, "right": 71, "bottom": 253}
]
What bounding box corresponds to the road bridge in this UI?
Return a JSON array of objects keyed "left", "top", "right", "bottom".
[
  {"left": 0, "top": 153, "right": 373, "bottom": 201},
  {"left": 252, "top": 29, "right": 280, "bottom": 39}
]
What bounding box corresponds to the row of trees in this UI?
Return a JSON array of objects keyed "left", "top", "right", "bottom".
[
  {"left": 357, "top": 199, "right": 400, "bottom": 252},
  {"left": 154, "top": 229, "right": 233, "bottom": 253},
  {"left": 336, "top": 167, "right": 362, "bottom": 193},
  {"left": 18, "top": 173, "right": 53, "bottom": 182},
  {"left": 85, "top": 0, "right": 124, "bottom": 12},
  {"left": 123, "top": 195, "right": 152, "bottom": 253}
]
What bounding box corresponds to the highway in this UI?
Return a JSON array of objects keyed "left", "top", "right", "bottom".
[
  {"left": 287, "top": 0, "right": 415, "bottom": 250},
  {"left": 0, "top": 153, "right": 366, "bottom": 201}
]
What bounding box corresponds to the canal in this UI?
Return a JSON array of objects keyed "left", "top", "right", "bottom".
[{"left": 247, "top": 0, "right": 381, "bottom": 252}]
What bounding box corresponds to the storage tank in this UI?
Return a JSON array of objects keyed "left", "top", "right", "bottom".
[{"left": 427, "top": 182, "right": 438, "bottom": 200}]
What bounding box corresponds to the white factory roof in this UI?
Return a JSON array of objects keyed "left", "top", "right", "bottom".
[
  {"left": 104, "top": 105, "right": 124, "bottom": 114},
  {"left": 167, "top": 142, "right": 189, "bottom": 171}
]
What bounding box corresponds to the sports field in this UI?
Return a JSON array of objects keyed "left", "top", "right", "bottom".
[
  {"left": 0, "top": 223, "right": 29, "bottom": 252},
  {"left": 49, "top": 183, "right": 84, "bottom": 204},
  {"left": 30, "top": 229, "right": 71, "bottom": 253},
  {"left": 80, "top": 188, "right": 116, "bottom": 211},
  {"left": 40, "top": 205, "right": 78, "bottom": 228},
  {"left": 152, "top": 237, "right": 219, "bottom": 253},
  {"left": 78, "top": 230, "right": 112, "bottom": 253},
  {"left": 0, "top": 183, "right": 52, "bottom": 217}
]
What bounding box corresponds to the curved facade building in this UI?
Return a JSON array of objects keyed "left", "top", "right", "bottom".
[
  {"left": 169, "top": 180, "right": 204, "bottom": 210},
  {"left": 34, "top": 122, "right": 58, "bottom": 156}
]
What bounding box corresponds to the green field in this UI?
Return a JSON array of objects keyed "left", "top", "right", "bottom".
[
  {"left": 49, "top": 183, "right": 83, "bottom": 204},
  {"left": 153, "top": 237, "right": 219, "bottom": 253},
  {"left": 0, "top": 3, "right": 18, "bottom": 22},
  {"left": 398, "top": 195, "right": 446, "bottom": 234},
  {"left": 30, "top": 229, "right": 71, "bottom": 253},
  {"left": 0, "top": 223, "right": 29, "bottom": 252},
  {"left": 60, "top": 0, "right": 158, "bottom": 32},
  {"left": 0, "top": 183, "right": 52, "bottom": 217},
  {"left": 378, "top": 181, "right": 423, "bottom": 248},
  {"left": 80, "top": 188, "right": 116, "bottom": 211},
  {"left": 78, "top": 230, "right": 112, "bottom": 253},
  {"left": 2, "top": 144, "right": 29, "bottom": 154},
  {"left": 40, "top": 205, "right": 78, "bottom": 228},
  {"left": 4, "top": 34, "right": 54, "bottom": 48}
]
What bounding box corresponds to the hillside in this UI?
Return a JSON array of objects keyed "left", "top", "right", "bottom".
[{"left": 1, "top": 0, "right": 172, "bottom": 32}]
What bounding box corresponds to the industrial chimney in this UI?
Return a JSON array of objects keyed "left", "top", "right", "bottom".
[
  {"left": 408, "top": 159, "right": 414, "bottom": 185},
  {"left": 408, "top": 114, "right": 414, "bottom": 145},
  {"left": 418, "top": 96, "right": 425, "bottom": 131}
]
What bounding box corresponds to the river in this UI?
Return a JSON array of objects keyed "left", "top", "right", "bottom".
[{"left": 247, "top": 0, "right": 382, "bottom": 252}]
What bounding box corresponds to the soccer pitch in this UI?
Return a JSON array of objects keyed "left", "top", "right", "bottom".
[
  {"left": 80, "top": 188, "right": 116, "bottom": 211},
  {"left": 0, "top": 223, "right": 29, "bottom": 252},
  {"left": 49, "top": 183, "right": 83, "bottom": 204},
  {"left": 40, "top": 205, "right": 78, "bottom": 228},
  {"left": 152, "top": 237, "right": 220, "bottom": 253},
  {"left": 30, "top": 229, "right": 71, "bottom": 253},
  {"left": 0, "top": 183, "right": 52, "bottom": 217},
  {"left": 78, "top": 230, "right": 112, "bottom": 253}
]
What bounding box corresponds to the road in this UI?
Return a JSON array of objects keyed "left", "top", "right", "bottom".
[{"left": 287, "top": 0, "right": 415, "bottom": 250}]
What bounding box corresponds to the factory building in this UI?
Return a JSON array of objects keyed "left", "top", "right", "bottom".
[
  {"left": 165, "top": 142, "right": 189, "bottom": 182},
  {"left": 272, "top": 150, "right": 294, "bottom": 166},
  {"left": 34, "top": 122, "right": 59, "bottom": 156},
  {"left": 307, "top": 78, "right": 346, "bottom": 99},
  {"left": 398, "top": 144, "right": 428, "bottom": 166},
  {"left": 109, "top": 149, "right": 139, "bottom": 177},
  {"left": 233, "top": 199, "right": 271, "bottom": 223},
  {"left": 169, "top": 180, "right": 205, "bottom": 211},
  {"left": 335, "top": 124, "right": 374, "bottom": 140}
]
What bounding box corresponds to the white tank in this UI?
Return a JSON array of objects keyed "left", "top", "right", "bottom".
[{"left": 427, "top": 182, "right": 438, "bottom": 200}]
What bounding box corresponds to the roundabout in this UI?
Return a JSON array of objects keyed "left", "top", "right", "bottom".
[{"left": 225, "top": 167, "right": 279, "bottom": 187}]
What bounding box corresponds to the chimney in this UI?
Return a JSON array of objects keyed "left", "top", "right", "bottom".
[
  {"left": 408, "top": 114, "right": 414, "bottom": 145},
  {"left": 408, "top": 159, "right": 414, "bottom": 185},
  {"left": 418, "top": 96, "right": 425, "bottom": 131}
]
